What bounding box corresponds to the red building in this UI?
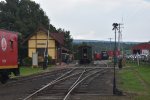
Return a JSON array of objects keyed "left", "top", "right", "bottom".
[{"left": 132, "top": 42, "right": 150, "bottom": 55}]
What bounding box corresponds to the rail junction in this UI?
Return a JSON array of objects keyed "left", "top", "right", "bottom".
[{"left": 0, "top": 60, "right": 129, "bottom": 100}]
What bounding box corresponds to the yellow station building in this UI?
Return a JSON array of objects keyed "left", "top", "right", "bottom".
[{"left": 26, "top": 27, "right": 67, "bottom": 64}]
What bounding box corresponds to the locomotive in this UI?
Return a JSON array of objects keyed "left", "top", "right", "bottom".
[
  {"left": 0, "top": 29, "right": 20, "bottom": 84},
  {"left": 78, "top": 45, "right": 92, "bottom": 64},
  {"left": 101, "top": 51, "right": 109, "bottom": 60}
]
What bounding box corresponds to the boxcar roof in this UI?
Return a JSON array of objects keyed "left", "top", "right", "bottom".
[{"left": 0, "top": 29, "right": 18, "bottom": 34}]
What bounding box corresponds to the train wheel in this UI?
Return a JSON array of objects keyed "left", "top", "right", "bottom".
[
  {"left": 0, "top": 74, "right": 9, "bottom": 84},
  {"left": 12, "top": 68, "right": 20, "bottom": 76}
]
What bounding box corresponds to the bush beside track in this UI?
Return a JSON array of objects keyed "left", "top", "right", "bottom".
[{"left": 118, "top": 62, "right": 150, "bottom": 100}]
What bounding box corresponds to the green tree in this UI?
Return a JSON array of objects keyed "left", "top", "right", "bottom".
[
  {"left": 49, "top": 24, "right": 58, "bottom": 33},
  {"left": 64, "top": 31, "right": 73, "bottom": 51},
  {"left": 0, "top": 0, "right": 74, "bottom": 58},
  {"left": 0, "top": 0, "right": 49, "bottom": 38},
  {"left": 0, "top": 0, "right": 51, "bottom": 60},
  {"left": 57, "top": 28, "right": 73, "bottom": 51}
]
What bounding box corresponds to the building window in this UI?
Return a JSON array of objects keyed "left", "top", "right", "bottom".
[{"left": 10, "top": 40, "right": 13, "bottom": 50}]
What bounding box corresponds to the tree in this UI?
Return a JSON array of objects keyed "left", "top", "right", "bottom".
[
  {"left": 0, "top": 0, "right": 51, "bottom": 60},
  {"left": 57, "top": 28, "right": 73, "bottom": 51},
  {"left": 0, "top": 0, "right": 50, "bottom": 38},
  {"left": 0, "top": 0, "right": 74, "bottom": 57},
  {"left": 49, "top": 24, "right": 58, "bottom": 33},
  {"left": 64, "top": 31, "right": 73, "bottom": 51}
]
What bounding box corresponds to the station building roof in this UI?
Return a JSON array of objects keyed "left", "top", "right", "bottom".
[{"left": 24, "top": 27, "right": 65, "bottom": 45}]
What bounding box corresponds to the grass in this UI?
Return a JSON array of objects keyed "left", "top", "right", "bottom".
[
  {"left": 118, "top": 62, "right": 150, "bottom": 100},
  {"left": 118, "top": 69, "right": 144, "bottom": 92},
  {"left": 10, "top": 66, "right": 52, "bottom": 78},
  {"left": 127, "top": 63, "right": 150, "bottom": 86},
  {"left": 19, "top": 67, "right": 44, "bottom": 76}
]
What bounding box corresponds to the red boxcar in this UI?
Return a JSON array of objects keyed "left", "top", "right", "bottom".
[
  {"left": 107, "top": 50, "right": 121, "bottom": 57},
  {"left": 107, "top": 50, "right": 113, "bottom": 57},
  {"left": 0, "top": 29, "right": 19, "bottom": 83},
  {"left": 94, "top": 53, "right": 101, "bottom": 60}
]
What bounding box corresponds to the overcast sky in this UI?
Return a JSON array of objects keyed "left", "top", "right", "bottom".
[{"left": 1, "top": 0, "right": 150, "bottom": 42}]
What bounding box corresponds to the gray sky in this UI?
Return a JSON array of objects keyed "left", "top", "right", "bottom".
[{"left": 1, "top": 0, "right": 150, "bottom": 42}]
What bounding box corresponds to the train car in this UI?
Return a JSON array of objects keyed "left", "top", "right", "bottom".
[
  {"left": 78, "top": 45, "right": 92, "bottom": 64},
  {"left": 0, "top": 29, "right": 19, "bottom": 83},
  {"left": 101, "top": 51, "right": 109, "bottom": 60},
  {"left": 94, "top": 53, "right": 101, "bottom": 60}
]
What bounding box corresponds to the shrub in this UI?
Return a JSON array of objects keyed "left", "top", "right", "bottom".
[
  {"left": 23, "top": 57, "right": 32, "bottom": 66},
  {"left": 48, "top": 56, "right": 52, "bottom": 64}
]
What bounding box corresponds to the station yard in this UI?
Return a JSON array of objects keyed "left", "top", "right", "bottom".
[{"left": 9, "top": 61, "right": 150, "bottom": 100}]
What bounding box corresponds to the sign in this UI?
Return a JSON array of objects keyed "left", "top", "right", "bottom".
[
  {"left": 32, "top": 52, "right": 38, "bottom": 66},
  {"left": 142, "top": 49, "right": 149, "bottom": 55},
  {"left": 37, "top": 43, "right": 46, "bottom": 45},
  {"left": 1, "top": 36, "right": 7, "bottom": 51}
]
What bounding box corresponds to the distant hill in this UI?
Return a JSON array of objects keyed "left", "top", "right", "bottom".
[
  {"left": 73, "top": 39, "right": 140, "bottom": 44},
  {"left": 72, "top": 39, "right": 141, "bottom": 53},
  {"left": 73, "top": 39, "right": 102, "bottom": 43}
]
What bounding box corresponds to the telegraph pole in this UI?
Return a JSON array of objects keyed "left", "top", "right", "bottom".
[
  {"left": 108, "top": 38, "right": 113, "bottom": 50},
  {"left": 43, "top": 28, "right": 49, "bottom": 69},
  {"left": 118, "top": 23, "right": 123, "bottom": 52}
]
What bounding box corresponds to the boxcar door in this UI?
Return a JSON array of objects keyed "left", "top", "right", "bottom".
[{"left": 82, "top": 47, "right": 88, "bottom": 59}]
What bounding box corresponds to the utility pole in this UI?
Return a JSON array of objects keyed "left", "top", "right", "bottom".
[
  {"left": 118, "top": 23, "right": 124, "bottom": 53},
  {"left": 108, "top": 38, "right": 113, "bottom": 50},
  {"left": 43, "top": 28, "right": 49, "bottom": 69}
]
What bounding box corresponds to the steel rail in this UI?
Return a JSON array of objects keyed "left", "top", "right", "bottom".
[
  {"left": 68, "top": 68, "right": 86, "bottom": 91},
  {"left": 68, "top": 67, "right": 96, "bottom": 91},
  {"left": 63, "top": 69, "right": 107, "bottom": 100},
  {"left": 23, "top": 68, "right": 76, "bottom": 100},
  {"left": 2, "top": 69, "right": 70, "bottom": 86},
  {"left": 100, "top": 60, "right": 109, "bottom": 67},
  {"left": 23, "top": 68, "right": 100, "bottom": 100}
]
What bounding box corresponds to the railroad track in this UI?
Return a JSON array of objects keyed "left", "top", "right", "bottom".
[
  {"left": 23, "top": 67, "right": 109, "bottom": 100},
  {"left": 0, "top": 68, "right": 72, "bottom": 87},
  {"left": 93, "top": 60, "right": 112, "bottom": 67},
  {"left": 0, "top": 61, "right": 114, "bottom": 100}
]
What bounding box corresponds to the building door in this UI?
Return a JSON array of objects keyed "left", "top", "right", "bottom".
[
  {"left": 36, "top": 48, "right": 45, "bottom": 63},
  {"left": 133, "top": 49, "right": 140, "bottom": 54}
]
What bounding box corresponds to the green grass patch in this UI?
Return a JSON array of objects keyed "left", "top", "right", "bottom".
[
  {"left": 19, "top": 67, "right": 44, "bottom": 76},
  {"left": 136, "top": 67, "right": 150, "bottom": 85},
  {"left": 118, "top": 68, "right": 144, "bottom": 92},
  {"left": 11, "top": 66, "right": 53, "bottom": 78},
  {"left": 118, "top": 62, "right": 150, "bottom": 100},
  {"left": 127, "top": 62, "right": 150, "bottom": 85}
]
